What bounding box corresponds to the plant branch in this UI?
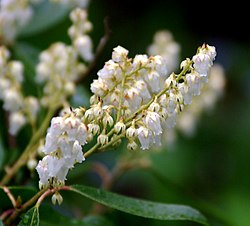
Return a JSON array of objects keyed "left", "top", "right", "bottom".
[
  {"left": 3, "top": 188, "right": 46, "bottom": 226},
  {"left": 3, "top": 186, "right": 17, "bottom": 208},
  {"left": 3, "top": 186, "right": 71, "bottom": 226}
]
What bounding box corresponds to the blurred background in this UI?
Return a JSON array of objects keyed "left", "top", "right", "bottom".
[{"left": 4, "top": 0, "right": 250, "bottom": 225}]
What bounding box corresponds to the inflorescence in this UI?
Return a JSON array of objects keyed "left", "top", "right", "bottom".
[{"left": 36, "top": 43, "right": 216, "bottom": 189}]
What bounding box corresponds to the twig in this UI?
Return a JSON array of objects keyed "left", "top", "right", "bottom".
[
  {"left": 3, "top": 186, "right": 71, "bottom": 226},
  {"left": 91, "top": 161, "right": 112, "bottom": 186},
  {"left": 3, "top": 188, "right": 46, "bottom": 226},
  {"left": 3, "top": 186, "right": 17, "bottom": 208},
  {"left": 0, "top": 209, "right": 14, "bottom": 222}
]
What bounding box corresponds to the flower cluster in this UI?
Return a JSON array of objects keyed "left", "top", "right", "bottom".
[
  {"left": 147, "top": 30, "right": 180, "bottom": 73},
  {"left": 68, "top": 7, "right": 93, "bottom": 62},
  {"left": 36, "top": 110, "right": 88, "bottom": 188},
  {"left": 0, "top": 0, "right": 33, "bottom": 43},
  {"left": 36, "top": 43, "right": 216, "bottom": 188},
  {"left": 89, "top": 44, "right": 216, "bottom": 150},
  {"left": 0, "top": 0, "right": 90, "bottom": 44},
  {"left": 36, "top": 7, "right": 93, "bottom": 107},
  {"left": 173, "top": 63, "right": 225, "bottom": 138},
  {"left": 90, "top": 45, "right": 168, "bottom": 113},
  {"left": 0, "top": 46, "right": 39, "bottom": 135},
  {"left": 36, "top": 42, "right": 86, "bottom": 107}
]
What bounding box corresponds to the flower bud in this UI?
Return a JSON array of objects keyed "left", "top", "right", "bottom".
[
  {"left": 97, "top": 134, "right": 109, "bottom": 146},
  {"left": 114, "top": 121, "right": 126, "bottom": 134},
  {"left": 127, "top": 140, "right": 138, "bottom": 151},
  {"left": 52, "top": 192, "right": 63, "bottom": 205}
]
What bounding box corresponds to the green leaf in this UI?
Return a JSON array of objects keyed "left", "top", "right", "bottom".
[
  {"left": 39, "top": 205, "right": 86, "bottom": 226},
  {"left": 18, "top": 207, "right": 39, "bottom": 226},
  {"left": 70, "top": 184, "right": 209, "bottom": 225},
  {"left": 19, "top": 0, "right": 70, "bottom": 37},
  {"left": 38, "top": 205, "right": 113, "bottom": 226},
  {"left": 0, "top": 220, "right": 3, "bottom": 226},
  {"left": 83, "top": 215, "right": 114, "bottom": 226}
]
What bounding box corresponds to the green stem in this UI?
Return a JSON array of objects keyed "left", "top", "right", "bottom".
[
  {"left": 83, "top": 143, "right": 101, "bottom": 158},
  {"left": 98, "top": 132, "right": 125, "bottom": 151},
  {"left": 176, "top": 60, "right": 193, "bottom": 81},
  {"left": 116, "top": 73, "right": 126, "bottom": 122},
  {"left": 0, "top": 106, "right": 57, "bottom": 186}
]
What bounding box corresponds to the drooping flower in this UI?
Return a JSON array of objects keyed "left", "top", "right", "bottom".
[{"left": 36, "top": 111, "right": 88, "bottom": 188}]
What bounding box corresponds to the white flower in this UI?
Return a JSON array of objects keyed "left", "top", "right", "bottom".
[
  {"left": 9, "top": 111, "right": 26, "bottom": 135},
  {"left": 112, "top": 46, "right": 129, "bottom": 63},
  {"left": 0, "top": 78, "right": 11, "bottom": 98},
  {"left": 24, "top": 96, "right": 39, "bottom": 119},
  {"left": 133, "top": 54, "right": 148, "bottom": 67},
  {"left": 127, "top": 140, "right": 138, "bottom": 151},
  {"left": 74, "top": 35, "right": 93, "bottom": 62},
  {"left": 0, "top": 0, "right": 33, "bottom": 43},
  {"left": 114, "top": 121, "right": 126, "bottom": 134},
  {"left": 72, "top": 140, "right": 85, "bottom": 163},
  {"left": 8, "top": 61, "right": 23, "bottom": 83},
  {"left": 147, "top": 30, "right": 180, "bottom": 72},
  {"left": 186, "top": 72, "right": 202, "bottom": 96},
  {"left": 126, "top": 126, "right": 137, "bottom": 138},
  {"left": 146, "top": 71, "right": 161, "bottom": 92},
  {"left": 137, "top": 126, "right": 152, "bottom": 150},
  {"left": 192, "top": 53, "right": 211, "bottom": 76},
  {"left": 90, "top": 78, "right": 108, "bottom": 96},
  {"left": 36, "top": 112, "right": 88, "bottom": 188},
  {"left": 144, "top": 111, "right": 162, "bottom": 135},
  {"left": 27, "top": 158, "right": 38, "bottom": 171},
  {"left": 192, "top": 44, "right": 216, "bottom": 77},
  {"left": 97, "top": 134, "right": 109, "bottom": 146},
  {"left": 35, "top": 42, "right": 85, "bottom": 107},
  {"left": 3, "top": 89, "right": 22, "bottom": 112},
  {"left": 102, "top": 114, "right": 114, "bottom": 127},
  {"left": 36, "top": 156, "right": 50, "bottom": 187},
  {"left": 178, "top": 83, "right": 192, "bottom": 105},
  {"left": 36, "top": 63, "right": 50, "bottom": 83},
  {"left": 49, "top": 117, "right": 65, "bottom": 136},
  {"left": 51, "top": 192, "right": 63, "bottom": 205}
]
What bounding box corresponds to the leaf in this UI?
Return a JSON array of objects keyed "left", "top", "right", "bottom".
[
  {"left": 38, "top": 205, "right": 113, "bottom": 226},
  {"left": 18, "top": 207, "right": 39, "bottom": 226},
  {"left": 19, "top": 0, "right": 70, "bottom": 37},
  {"left": 83, "top": 215, "right": 114, "bottom": 226},
  {"left": 0, "top": 220, "right": 3, "bottom": 226},
  {"left": 39, "top": 204, "right": 86, "bottom": 226},
  {"left": 70, "top": 184, "right": 209, "bottom": 225}
]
